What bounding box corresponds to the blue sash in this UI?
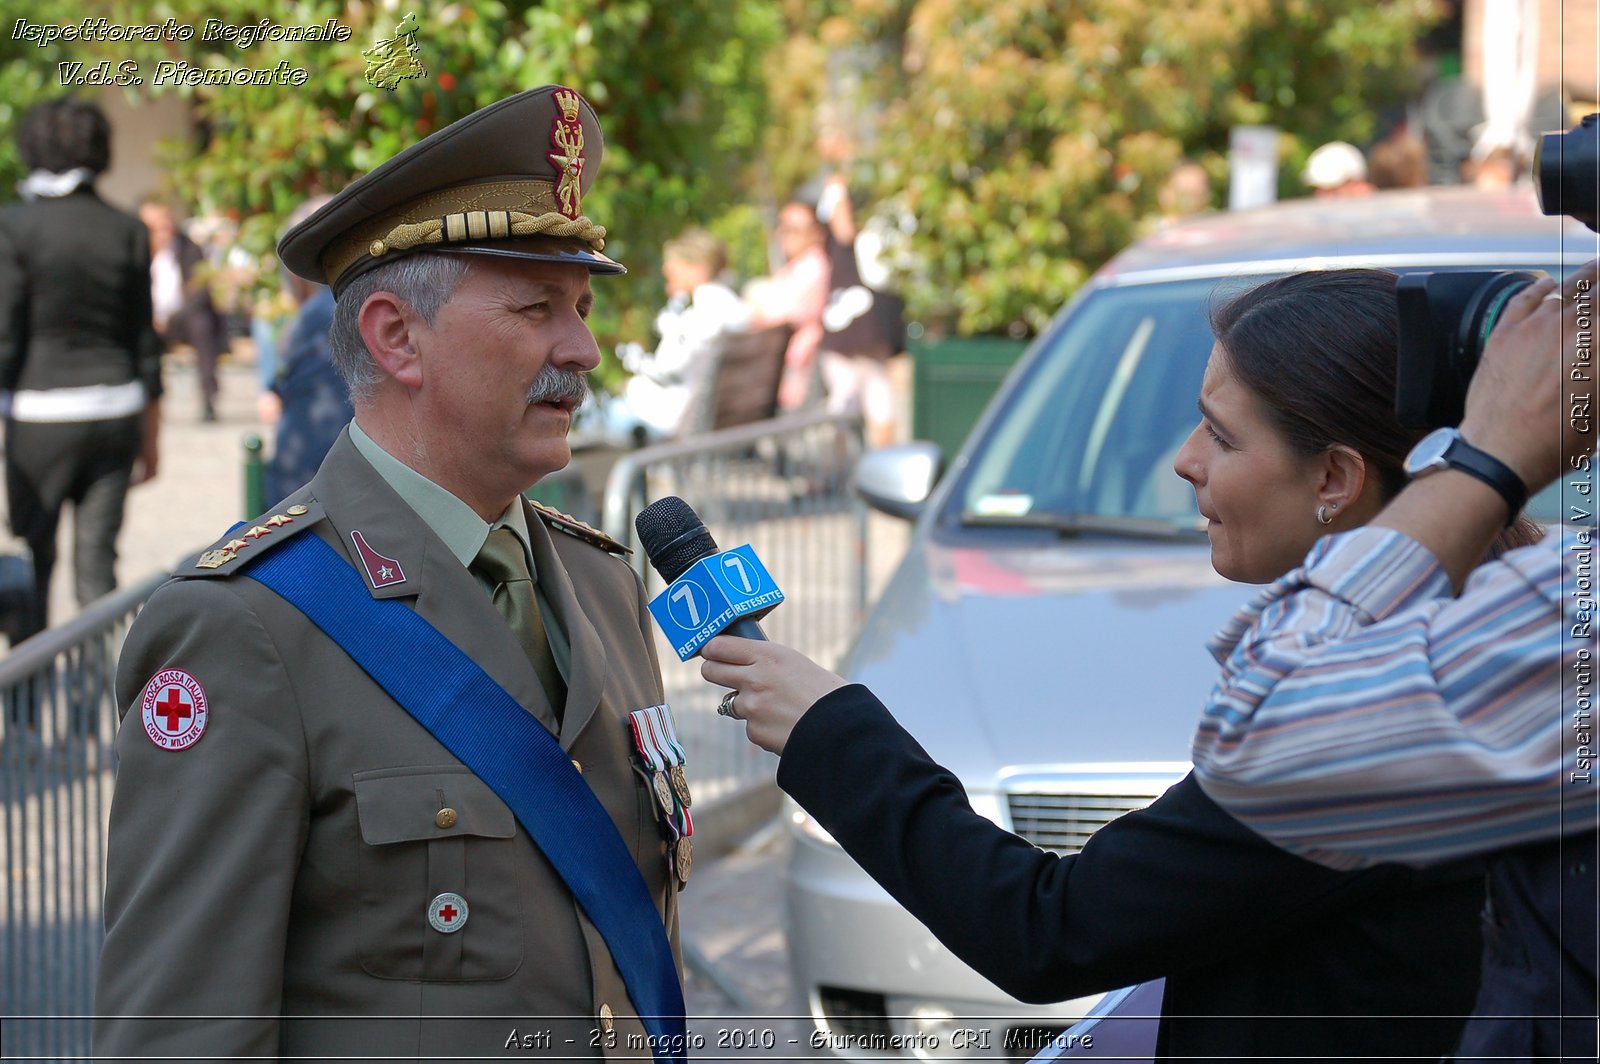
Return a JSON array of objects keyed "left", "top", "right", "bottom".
[{"left": 242, "top": 531, "right": 686, "bottom": 1061}]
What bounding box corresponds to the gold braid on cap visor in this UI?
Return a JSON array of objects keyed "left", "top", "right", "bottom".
[{"left": 319, "top": 178, "right": 607, "bottom": 289}]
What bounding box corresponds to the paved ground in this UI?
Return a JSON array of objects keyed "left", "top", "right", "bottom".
[
  {"left": 10, "top": 350, "right": 813, "bottom": 1050},
  {"left": 681, "top": 821, "right": 817, "bottom": 1056}
]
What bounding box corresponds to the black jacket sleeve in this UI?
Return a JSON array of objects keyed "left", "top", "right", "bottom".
[
  {"left": 0, "top": 221, "right": 27, "bottom": 392},
  {"left": 776, "top": 684, "right": 1436, "bottom": 1004}
]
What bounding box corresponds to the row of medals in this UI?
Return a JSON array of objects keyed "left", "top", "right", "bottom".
[{"left": 653, "top": 763, "right": 692, "bottom": 887}]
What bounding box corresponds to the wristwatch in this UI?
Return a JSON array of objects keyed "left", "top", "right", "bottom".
[{"left": 1403, "top": 426, "right": 1527, "bottom": 525}]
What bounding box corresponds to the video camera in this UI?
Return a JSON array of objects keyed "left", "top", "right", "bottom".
[{"left": 1395, "top": 113, "right": 1598, "bottom": 428}]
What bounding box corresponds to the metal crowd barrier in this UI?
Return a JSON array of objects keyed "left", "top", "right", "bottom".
[
  {"left": 601, "top": 409, "right": 883, "bottom": 812},
  {"left": 0, "top": 410, "right": 905, "bottom": 1057},
  {"left": 0, "top": 571, "right": 164, "bottom": 1058}
]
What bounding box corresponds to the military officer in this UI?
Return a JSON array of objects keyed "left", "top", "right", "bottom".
[{"left": 95, "top": 87, "right": 687, "bottom": 1060}]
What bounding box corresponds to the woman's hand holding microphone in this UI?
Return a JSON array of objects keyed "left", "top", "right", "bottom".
[{"left": 700, "top": 635, "right": 848, "bottom": 755}]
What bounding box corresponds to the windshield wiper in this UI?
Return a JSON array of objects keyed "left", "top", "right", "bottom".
[{"left": 959, "top": 511, "right": 1208, "bottom": 539}]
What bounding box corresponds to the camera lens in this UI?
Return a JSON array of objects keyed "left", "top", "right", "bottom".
[
  {"left": 1535, "top": 113, "right": 1599, "bottom": 232},
  {"left": 1395, "top": 270, "right": 1541, "bottom": 428},
  {"left": 1458, "top": 272, "right": 1536, "bottom": 364}
]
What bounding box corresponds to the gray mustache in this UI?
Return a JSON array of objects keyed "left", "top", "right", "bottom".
[{"left": 526, "top": 366, "right": 589, "bottom": 406}]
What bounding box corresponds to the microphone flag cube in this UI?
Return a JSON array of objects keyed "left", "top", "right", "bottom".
[{"left": 646, "top": 545, "right": 784, "bottom": 661}]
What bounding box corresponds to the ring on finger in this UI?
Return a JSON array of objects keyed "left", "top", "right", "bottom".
[
  {"left": 718, "top": 690, "right": 739, "bottom": 718},
  {"left": 1542, "top": 291, "right": 1564, "bottom": 303}
]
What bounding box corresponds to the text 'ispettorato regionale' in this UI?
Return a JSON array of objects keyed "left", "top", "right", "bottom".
[{"left": 12, "top": 17, "right": 353, "bottom": 88}]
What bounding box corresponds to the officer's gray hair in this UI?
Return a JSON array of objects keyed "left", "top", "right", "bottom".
[{"left": 327, "top": 253, "right": 472, "bottom": 405}]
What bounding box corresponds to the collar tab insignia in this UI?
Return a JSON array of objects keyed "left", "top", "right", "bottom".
[{"left": 351, "top": 529, "right": 408, "bottom": 589}]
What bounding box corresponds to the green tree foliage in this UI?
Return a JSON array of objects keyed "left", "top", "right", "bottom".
[
  {"left": 0, "top": 0, "right": 782, "bottom": 364},
  {"left": 800, "top": 0, "right": 1440, "bottom": 336},
  {"left": 0, "top": 1, "right": 1442, "bottom": 347}
]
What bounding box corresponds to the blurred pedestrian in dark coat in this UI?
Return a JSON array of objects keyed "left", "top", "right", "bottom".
[{"left": 0, "top": 97, "right": 163, "bottom": 642}]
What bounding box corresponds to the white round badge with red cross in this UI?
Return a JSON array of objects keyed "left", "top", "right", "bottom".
[
  {"left": 428, "top": 892, "right": 469, "bottom": 933},
  {"left": 140, "top": 669, "right": 209, "bottom": 751}
]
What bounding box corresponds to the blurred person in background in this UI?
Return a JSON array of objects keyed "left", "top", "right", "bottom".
[
  {"left": 1461, "top": 145, "right": 1521, "bottom": 190},
  {"left": 1301, "top": 141, "right": 1376, "bottom": 198},
  {"left": 745, "top": 197, "right": 831, "bottom": 412},
  {"left": 140, "top": 198, "right": 227, "bottom": 422},
  {"left": 600, "top": 226, "right": 747, "bottom": 444},
  {"left": 1155, "top": 161, "right": 1214, "bottom": 222},
  {"left": 250, "top": 285, "right": 296, "bottom": 425},
  {"left": 263, "top": 195, "right": 351, "bottom": 505},
  {"left": 699, "top": 269, "right": 1548, "bottom": 1061},
  {"left": 1299, "top": 140, "right": 1376, "bottom": 198},
  {"left": 1366, "top": 131, "right": 1430, "bottom": 190},
  {"left": 1139, "top": 160, "right": 1216, "bottom": 242},
  {"left": 814, "top": 171, "right": 903, "bottom": 448},
  {"left": 0, "top": 97, "right": 163, "bottom": 643}
]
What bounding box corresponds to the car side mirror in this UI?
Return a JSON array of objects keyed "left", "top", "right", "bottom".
[{"left": 853, "top": 442, "right": 943, "bottom": 521}]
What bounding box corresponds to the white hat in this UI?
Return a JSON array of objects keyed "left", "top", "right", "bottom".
[{"left": 1302, "top": 141, "right": 1368, "bottom": 189}]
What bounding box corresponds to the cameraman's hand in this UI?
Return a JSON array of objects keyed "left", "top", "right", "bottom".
[{"left": 1460, "top": 258, "right": 1599, "bottom": 496}]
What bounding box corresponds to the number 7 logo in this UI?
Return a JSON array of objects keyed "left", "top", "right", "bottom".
[
  {"left": 670, "top": 581, "right": 702, "bottom": 627},
  {"left": 722, "top": 553, "right": 756, "bottom": 594}
]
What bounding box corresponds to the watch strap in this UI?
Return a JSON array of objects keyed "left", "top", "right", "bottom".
[{"left": 1441, "top": 436, "right": 1528, "bottom": 526}]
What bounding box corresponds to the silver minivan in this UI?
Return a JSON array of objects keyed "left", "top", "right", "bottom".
[{"left": 786, "top": 186, "right": 1587, "bottom": 1058}]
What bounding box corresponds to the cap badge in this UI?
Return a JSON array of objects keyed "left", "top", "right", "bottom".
[{"left": 546, "top": 88, "right": 586, "bottom": 219}]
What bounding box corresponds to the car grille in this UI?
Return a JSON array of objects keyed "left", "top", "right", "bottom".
[{"left": 1005, "top": 791, "right": 1156, "bottom": 854}]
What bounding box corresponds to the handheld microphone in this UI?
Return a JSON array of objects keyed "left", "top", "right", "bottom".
[{"left": 635, "top": 497, "right": 782, "bottom": 659}]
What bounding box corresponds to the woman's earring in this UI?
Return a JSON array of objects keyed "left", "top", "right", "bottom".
[{"left": 1316, "top": 504, "right": 1335, "bottom": 526}]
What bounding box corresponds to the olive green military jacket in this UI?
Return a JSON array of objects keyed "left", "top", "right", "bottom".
[{"left": 95, "top": 433, "right": 680, "bottom": 1060}]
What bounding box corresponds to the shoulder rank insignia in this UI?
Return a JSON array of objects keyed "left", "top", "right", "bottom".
[
  {"left": 188, "top": 501, "right": 323, "bottom": 576},
  {"left": 529, "top": 499, "right": 631, "bottom": 555}
]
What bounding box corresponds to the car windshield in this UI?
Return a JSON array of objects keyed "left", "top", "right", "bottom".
[
  {"left": 956, "top": 276, "right": 1248, "bottom": 533},
  {"left": 954, "top": 270, "right": 1570, "bottom": 532}
]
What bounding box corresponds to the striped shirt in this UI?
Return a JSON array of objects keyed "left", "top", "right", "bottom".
[{"left": 1191, "top": 525, "right": 1596, "bottom": 870}]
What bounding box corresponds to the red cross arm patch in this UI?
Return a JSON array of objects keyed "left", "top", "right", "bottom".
[{"left": 139, "top": 668, "right": 210, "bottom": 751}]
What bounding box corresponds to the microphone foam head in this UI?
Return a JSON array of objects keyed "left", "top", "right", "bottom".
[{"left": 634, "top": 496, "right": 721, "bottom": 582}]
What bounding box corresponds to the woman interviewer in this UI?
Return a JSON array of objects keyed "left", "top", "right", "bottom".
[{"left": 701, "top": 269, "right": 1541, "bottom": 1061}]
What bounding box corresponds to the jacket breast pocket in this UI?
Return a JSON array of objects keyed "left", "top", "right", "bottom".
[{"left": 353, "top": 765, "right": 525, "bottom": 981}]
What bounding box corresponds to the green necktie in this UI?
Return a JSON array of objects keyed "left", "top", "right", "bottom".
[{"left": 472, "top": 527, "right": 567, "bottom": 719}]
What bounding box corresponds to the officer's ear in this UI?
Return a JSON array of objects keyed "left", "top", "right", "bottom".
[{"left": 359, "top": 290, "right": 425, "bottom": 389}]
